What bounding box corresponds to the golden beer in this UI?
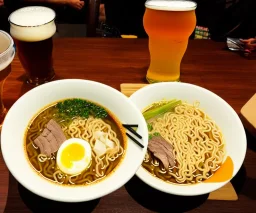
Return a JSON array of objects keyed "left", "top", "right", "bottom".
[{"left": 143, "top": 0, "right": 197, "bottom": 82}]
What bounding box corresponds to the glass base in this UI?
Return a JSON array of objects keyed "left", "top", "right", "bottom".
[
  {"left": 146, "top": 76, "right": 180, "bottom": 84},
  {"left": 26, "top": 73, "right": 55, "bottom": 86},
  {"left": 0, "top": 108, "right": 7, "bottom": 130}
]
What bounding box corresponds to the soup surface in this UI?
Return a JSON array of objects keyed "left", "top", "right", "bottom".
[
  {"left": 25, "top": 98, "right": 126, "bottom": 186},
  {"left": 142, "top": 99, "right": 226, "bottom": 184}
]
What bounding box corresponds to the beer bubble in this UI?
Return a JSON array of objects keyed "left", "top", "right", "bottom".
[{"left": 145, "top": 0, "right": 197, "bottom": 11}]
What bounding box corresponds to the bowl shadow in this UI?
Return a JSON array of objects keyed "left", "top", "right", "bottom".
[
  {"left": 245, "top": 129, "right": 256, "bottom": 152},
  {"left": 240, "top": 177, "right": 256, "bottom": 200},
  {"left": 125, "top": 176, "right": 208, "bottom": 213},
  {"left": 231, "top": 164, "right": 247, "bottom": 195},
  {"left": 231, "top": 161, "right": 256, "bottom": 200},
  {"left": 17, "top": 182, "right": 100, "bottom": 213}
]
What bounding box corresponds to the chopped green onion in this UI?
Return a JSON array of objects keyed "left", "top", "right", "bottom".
[
  {"left": 149, "top": 134, "right": 153, "bottom": 140},
  {"left": 56, "top": 98, "right": 108, "bottom": 119},
  {"left": 153, "top": 132, "right": 160, "bottom": 136},
  {"left": 147, "top": 123, "right": 153, "bottom": 131},
  {"left": 143, "top": 100, "right": 181, "bottom": 121}
]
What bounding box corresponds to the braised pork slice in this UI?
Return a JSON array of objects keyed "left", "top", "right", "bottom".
[
  {"left": 46, "top": 119, "right": 67, "bottom": 147},
  {"left": 148, "top": 136, "right": 175, "bottom": 169},
  {"left": 34, "top": 119, "right": 66, "bottom": 156}
]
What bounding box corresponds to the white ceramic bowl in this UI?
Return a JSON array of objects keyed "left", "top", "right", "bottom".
[
  {"left": 130, "top": 82, "right": 247, "bottom": 196},
  {"left": 1, "top": 79, "right": 148, "bottom": 202}
]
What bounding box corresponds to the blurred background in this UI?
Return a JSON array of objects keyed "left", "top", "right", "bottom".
[{"left": 0, "top": 0, "right": 256, "bottom": 40}]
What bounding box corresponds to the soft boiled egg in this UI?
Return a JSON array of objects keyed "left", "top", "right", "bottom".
[{"left": 56, "top": 138, "right": 92, "bottom": 175}]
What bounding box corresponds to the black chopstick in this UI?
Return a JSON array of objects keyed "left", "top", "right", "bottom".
[
  {"left": 126, "top": 133, "right": 144, "bottom": 149},
  {"left": 122, "top": 124, "right": 144, "bottom": 148},
  {"left": 122, "top": 124, "right": 138, "bottom": 128},
  {"left": 122, "top": 124, "right": 142, "bottom": 138},
  {"left": 125, "top": 126, "right": 142, "bottom": 139}
]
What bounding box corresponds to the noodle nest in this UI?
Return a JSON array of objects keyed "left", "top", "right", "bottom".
[{"left": 144, "top": 102, "right": 225, "bottom": 184}]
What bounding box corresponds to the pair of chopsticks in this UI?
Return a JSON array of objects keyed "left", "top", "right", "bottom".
[{"left": 122, "top": 124, "right": 144, "bottom": 148}]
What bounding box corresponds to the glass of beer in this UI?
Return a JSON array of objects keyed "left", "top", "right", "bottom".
[
  {"left": 0, "top": 31, "right": 15, "bottom": 127},
  {"left": 9, "top": 6, "right": 56, "bottom": 85},
  {"left": 143, "top": 0, "right": 197, "bottom": 83}
]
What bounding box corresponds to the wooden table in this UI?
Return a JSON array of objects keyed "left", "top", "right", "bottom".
[{"left": 1, "top": 38, "right": 256, "bottom": 213}]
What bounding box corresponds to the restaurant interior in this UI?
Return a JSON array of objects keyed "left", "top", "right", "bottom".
[{"left": 0, "top": 0, "right": 255, "bottom": 213}]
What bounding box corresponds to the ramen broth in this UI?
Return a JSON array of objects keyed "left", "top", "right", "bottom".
[{"left": 25, "top": 99, "right": 126, "bottom": 186}]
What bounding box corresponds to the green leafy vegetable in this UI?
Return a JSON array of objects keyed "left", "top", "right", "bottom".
[
  {"left": 153, "top": 132, "right": 160, "bottom": 136},
  {"left": 148, "top": 134, "right": 153, "bottom": 140},
  {"left": 148, "top": 132, "right": 161, "bottom": 140},
  {"left": 143, "top": 99, "right": 181, "bottom": 121},
  {"left": 56, "top": 98, "right": 108, "bottom": 119},
  {"left": 147, "top": 123, "right": 153, "bottom": 131}
]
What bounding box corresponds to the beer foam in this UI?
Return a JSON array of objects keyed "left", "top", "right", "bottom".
[
  {"left": 0, "top": 31, "right": 15, "bottom": 71},
  {"left": 145, "top": 0, "right": 197, "bottom": 11},
  {"left": 0, "top": 33, "right": 10, "bottom": 53},
  {"left": 9, "top": 6, "right": 55, "bottom": 27},
  {"left": 9, "top": 6, "right": 56, "bottom": 42}
]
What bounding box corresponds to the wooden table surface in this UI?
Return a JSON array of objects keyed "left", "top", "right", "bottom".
[{"left": 0, "top": 38, "right": 256, "bottom": 213}]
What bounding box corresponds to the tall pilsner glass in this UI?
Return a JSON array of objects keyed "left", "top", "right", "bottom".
[
  {"left": 0, "top": 31, "right": 15, "bottom": 128},
  {"left": 143, "top": 0, "right": 197, "bottom": 83},
  {"left": 9, "top": 6, "right": 56, "bottom": 85}
]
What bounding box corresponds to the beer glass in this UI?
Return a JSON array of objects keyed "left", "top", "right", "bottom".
[
  {"left": 143, "top": 0, "right": 197, "bottom": 83},
  {"left": 0, "top": 31, "right": 15, "bottom": 127},
  {"left": 9, "top": 6, "right": 56, "bottom": 85}
]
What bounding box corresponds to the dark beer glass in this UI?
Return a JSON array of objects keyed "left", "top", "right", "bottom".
[{"left": 9, "top": 6, "right": 56, "bottom": 85}]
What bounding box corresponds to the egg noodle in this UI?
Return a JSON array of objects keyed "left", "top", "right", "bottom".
[
  {"left": 143, "top": 102, "right": 225, "bottom": 184},
  {"left": 26, "top": 106, "right": 124, "bottom": 185}
]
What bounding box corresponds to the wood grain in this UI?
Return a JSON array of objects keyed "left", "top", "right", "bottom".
[
  {"left": 120, "top": 83, "right": 148, "bottom": 97},
  {"left": 1, "top": 38, "right": 256, "bottom": 213},
  {"left": 208, "top": 182, "right": 238, "bottom": 201},
  {"left": 0, "top": 149, "right": 8, "bottom": 213}
]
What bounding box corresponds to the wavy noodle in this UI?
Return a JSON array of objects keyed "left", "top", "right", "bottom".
[
  {"left": 63, "top": 116, "right": 124, "bottom": 180},
  {"left": 25, "top": 104, "right": 125, "bottom": 185},
  {"left": 143, "top": 102, "right": 225, "bottom": 184}
]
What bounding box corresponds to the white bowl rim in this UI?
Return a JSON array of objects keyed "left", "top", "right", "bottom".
[
  {"left": 130, "top": 82, "right": 247, "bottom": 196},
  {"left": 1, "top": 79, "right": 149, "bottom": 202}
]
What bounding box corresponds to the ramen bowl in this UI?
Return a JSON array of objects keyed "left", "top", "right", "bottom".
[
  {"left": 130, "top": 82, "right": 246, "bottom": 196},
  {"left": 1, "top": 79, "right": 148, "bottom": 202}
]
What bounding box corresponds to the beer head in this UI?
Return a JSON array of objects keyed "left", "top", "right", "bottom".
[
  {"left": 143, "top": 0, "right": 197, "bottom": 38},
  {"left": 9, "top": 6, "right": 56, "bottom": 42},
  {"left": 145, "top": 0, "right": 197, "bottom": 11},
  {"left": 0, "top": 31, "right": 15, "bottom": 71}
]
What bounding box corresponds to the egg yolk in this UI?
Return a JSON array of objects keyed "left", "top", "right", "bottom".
[{"left": 60, "top": 143, "right": 85, "bottom": 168}]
